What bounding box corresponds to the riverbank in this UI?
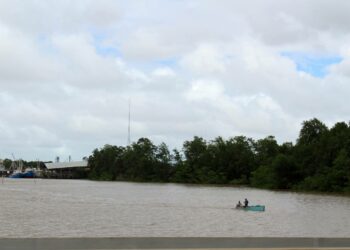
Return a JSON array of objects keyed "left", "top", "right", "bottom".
[{"left": 1, "top": 237, "right": 350, "bottom": 250}]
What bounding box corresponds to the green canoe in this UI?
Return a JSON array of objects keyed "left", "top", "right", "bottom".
[{"left": 236, "top": 205, "right": 265, "bottom": 211}]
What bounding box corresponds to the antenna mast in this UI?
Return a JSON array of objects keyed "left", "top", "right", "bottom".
[{"left": 128, "top": 98, "right": 131, "bottom": 145}]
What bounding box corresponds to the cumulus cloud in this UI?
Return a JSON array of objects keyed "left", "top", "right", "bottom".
[
  {"left": 1, "top": 0, "right": 350, "bottom": 160},
  {"left": 181, "top": 44, "right": 227, "bottom": 74},
  {"left": 0, "top": 0, "right": 121, "bottom": 34},
  {"left": 152, "top": 67, "right": 176, "bottom": 78}
]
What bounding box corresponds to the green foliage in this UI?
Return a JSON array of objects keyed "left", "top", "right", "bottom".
[
  {"left": 88, "top": 139, "right": 172, "bottom": 182},
  {"left": 86, "top": 118, "right": 350, "bottom": 194},
  {"left": 88, "top": 144, "right": 123, "bottom": 180},
  {"left": 254, "top": 136, "right": 279, "bottom": 166},
  {"left": 297, "top": 118, "right": 328, "bottom": 145},
  {"left": 252, "top": 154, "right": 298, "bottom": 189},
  {"left": 251, "top": 165, "right": 275, "bottom": 189},
  {"left": 3, "top": 159, "right": 12, "bottom": 169}
]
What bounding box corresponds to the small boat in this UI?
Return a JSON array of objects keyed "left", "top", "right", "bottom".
[{"left": 236, "top": 205, "right": 265, "bottom": 212}]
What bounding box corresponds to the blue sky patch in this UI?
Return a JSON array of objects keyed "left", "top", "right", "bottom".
[
  {"left": 93, "top": 33, "right": 122, "bottom": 57},
  {"left": 281, "top": 51, "right": 342, "bottom": 78},
  {"left": 154, "top": 57, "right": 178, "bottom": 67},
  {"left": 127, "top": 57, "right": 179, "bottom": 73},
  {"left": 95, "top": 45, "right": 121, "bottom": 57},
  {"left": 36, "top": 35, "right": 59, "bottom": 55}
]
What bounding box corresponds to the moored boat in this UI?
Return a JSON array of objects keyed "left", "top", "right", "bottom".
[
  {"left": 10, "top": 169, "right": 36, "bottom": 178},
  {"left": 9, "top": 170, "right": 23, "bottom": 178},
  {"left": 22, "top": 168, "right": 36, "bottom": 178}
]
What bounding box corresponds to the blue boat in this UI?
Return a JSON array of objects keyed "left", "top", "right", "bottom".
[
  {"left": 236, "top": 205, "right": 265, "bottom": 212},
  {"left": 22, "top": 169, "right": 36, "bottom": 178},
  {"left": 9, "top": 170, "right": 23, "bottom": 178},
  {"left": 10, "top": 169, "right": 36, "bottom": 178}
]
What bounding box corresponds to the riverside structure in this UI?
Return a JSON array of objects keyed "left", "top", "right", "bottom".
[{"left": 43, "top": 160, "right": 89, "bottom": 178}]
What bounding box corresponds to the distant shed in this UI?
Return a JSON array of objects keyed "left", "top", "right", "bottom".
[
  {"left": 43, "top": 161, "right": 89, "bottom": 178},
  {"left": 44, "top": 160, "right": 88, "bottom": 170}
]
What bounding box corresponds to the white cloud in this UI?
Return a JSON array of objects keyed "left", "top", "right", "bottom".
[
  {"left": 121, "top": 29, "right": 179, "bottom": 60},
  {"left": 185, "top": 79, "right": 224, "bottom": 101},
  {"left": 0, "top": 0, "right": 121, "bottom": 34},
  {"left": 152, "top": 67, "right": 176, "bottom": 78},
  {"left": 1, "top": 0, "right": 350, "bottom": 160},
  {"left": 181, "top": 44, "right": 227, "bottom": 74},
  {"left": 70, "top": 115, "right": 108, "bottom": 134}
]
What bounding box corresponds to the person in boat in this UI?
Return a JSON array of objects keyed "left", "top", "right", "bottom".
[
  {"left": 236, "top": 201, "right": 242, "bottom": 208},
  {"left": 244, "top": 198, "right": 249, "bottom": 208}
]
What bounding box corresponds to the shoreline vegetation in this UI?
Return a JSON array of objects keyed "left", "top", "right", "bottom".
[
  {"left": 2, "top": 118, "right": 349, "bottom": 196},
  {"left": 87, "top": 118, "right": 350, "bottom": 195}
]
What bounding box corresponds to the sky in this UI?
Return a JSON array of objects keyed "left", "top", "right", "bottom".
[{"left": 1, "top": 0, "right": 350, "bottom": 161}]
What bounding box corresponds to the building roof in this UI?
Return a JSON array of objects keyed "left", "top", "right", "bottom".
[{"left": 44, "top": 161, "right": 88, "bottom": 170}]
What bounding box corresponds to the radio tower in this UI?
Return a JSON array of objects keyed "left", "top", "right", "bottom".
[{"left": 127, "top": 98, "right": 131, "bottom": 146}]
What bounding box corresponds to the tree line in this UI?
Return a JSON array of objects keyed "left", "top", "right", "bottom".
[
  {"left": 88, "top": 118, "right": 350, "bottom": 193},
  {"left": 0, "top": 159, "right": 44, "bottom": 170}
]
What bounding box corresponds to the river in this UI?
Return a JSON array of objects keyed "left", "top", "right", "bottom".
[{"left": 0, "top": 179, "right": 349, "bottom": 237}]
